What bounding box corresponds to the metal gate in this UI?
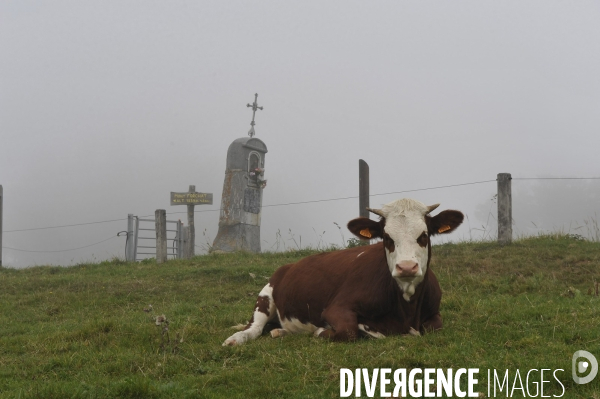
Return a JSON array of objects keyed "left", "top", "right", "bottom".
[{"left": 125, "top": 215, "right": 185, "bottom": 261}]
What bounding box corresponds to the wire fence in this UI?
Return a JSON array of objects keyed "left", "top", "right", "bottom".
[
  {"left": 2, "top": 176, "right": 599, "bottom": 254},
  {"left": 3, "top": 236, "right": 118, "bottom": 253}
]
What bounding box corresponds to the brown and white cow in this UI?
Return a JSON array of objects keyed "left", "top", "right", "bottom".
[{"left": 223, "top": 198, "right": 463, "bottom": 345}]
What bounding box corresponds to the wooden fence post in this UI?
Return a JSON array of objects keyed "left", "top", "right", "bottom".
[
  {"left": 497, "top": 173, "right": 512, "bottom": 244},
  {"left": 176, "top": 220, "right": 183, "bottom": 259},
  {"left": 155, "top": 209, "right": 167, "bottom": 263},
  {"left": 359, "top": 160, "right": 370, "bottom": 219},
  {"left": 0, "top": 185, "right": 3, "bottom": 267},
  {"left": 182, "top": 226, "right": 190, "bottom": 259}
]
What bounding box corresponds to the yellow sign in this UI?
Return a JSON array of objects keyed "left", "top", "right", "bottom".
[{"left": 170, "top": 192, "right": 213, "bottom": 206}]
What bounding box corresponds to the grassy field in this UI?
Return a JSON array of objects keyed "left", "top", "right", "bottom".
[{"left": 1, "top": 235, "right": 599, "bottom": 398}]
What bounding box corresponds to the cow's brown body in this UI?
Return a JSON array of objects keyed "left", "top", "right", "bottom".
[
  {"left": 222, "top": 198, "right": 462, "bottom": 346},
  {"left": 271, "top": 243, "right": 442, "bottom": 339}
]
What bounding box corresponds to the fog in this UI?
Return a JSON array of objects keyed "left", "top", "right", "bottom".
[{"left": 1, "top": 1, "right": 599, "bottom": 268}]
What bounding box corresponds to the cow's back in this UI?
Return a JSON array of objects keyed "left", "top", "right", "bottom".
[{"left": 271, "top": 243, "right": 392, "bottom": 328}]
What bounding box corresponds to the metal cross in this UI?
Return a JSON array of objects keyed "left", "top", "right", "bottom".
[{"left": 246, "top": 93, "right": 263, "bottom": 137}]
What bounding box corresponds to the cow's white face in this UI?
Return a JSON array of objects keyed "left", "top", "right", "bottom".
[
  {"left": 347, "top": 198, "right": 464, "bottom": 302},
  {"left": 379, "top": 200, "right": 432, "bottom": 300}
]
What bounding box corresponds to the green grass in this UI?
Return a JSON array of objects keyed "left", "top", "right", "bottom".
[{"left": 1, "top": 236, "right": 599, "bottom": 398}]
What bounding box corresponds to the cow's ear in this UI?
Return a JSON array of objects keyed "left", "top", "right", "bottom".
[
  {"left": 427, "top": 210, "right": 464, "bottom": 236},
  {"left": 347, "top": 217, "right": 384, "bottom": 240}
]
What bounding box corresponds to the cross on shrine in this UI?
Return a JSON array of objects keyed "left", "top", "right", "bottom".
[{"left": 246, "top": 93, "right": 263, "bottom": 137}]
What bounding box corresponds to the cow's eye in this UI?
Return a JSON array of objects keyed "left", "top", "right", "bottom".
[
  {"left": 382, "top": 233, "right": 396, "bottom": 253},
  {"left": 416, "top": 232, "right": 428, "bottom": 248}
]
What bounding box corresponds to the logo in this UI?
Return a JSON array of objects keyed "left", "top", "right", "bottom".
[{"left": 572, "top": 350, "right": 598, "bottom": 384}]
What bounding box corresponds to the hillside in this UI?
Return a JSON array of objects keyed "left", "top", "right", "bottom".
[{"left": 0, "top": 235, "right": 599, "bottom": 398}]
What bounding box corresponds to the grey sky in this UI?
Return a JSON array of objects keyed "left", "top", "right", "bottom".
[{"left": 1, "top": 1, "right": 599, "bottom": 267}]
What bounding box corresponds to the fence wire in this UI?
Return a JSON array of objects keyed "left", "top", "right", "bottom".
[
  {"left": 3, "top": 235, "right": 118, "bottom": 253},
  {"left": 2, "top": 176, "right": 599, "bottom": 253}
]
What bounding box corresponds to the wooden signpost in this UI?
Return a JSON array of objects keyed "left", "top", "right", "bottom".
[{"left": 170, "top": 185, "right": 213, "bottom": 257}]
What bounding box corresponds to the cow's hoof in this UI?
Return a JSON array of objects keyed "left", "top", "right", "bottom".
[
  {"left": 409, "top": 327, "right": 421, "bottom": 336},
  {"left": 223, "top": 331, "right": 246, "bottom": 346},
  {"left": 270, "top": 328, "right": 288, "bottom": 338},
  {"left": 358, "top": 324, "right": 386, "bottom": 339},
  {"left": 314, "top": 328, "right": 335, "bottom": 338}
]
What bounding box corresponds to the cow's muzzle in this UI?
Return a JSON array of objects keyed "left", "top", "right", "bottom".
[{"left": 396, "top": 261, "right": 419, "bottom": 277}]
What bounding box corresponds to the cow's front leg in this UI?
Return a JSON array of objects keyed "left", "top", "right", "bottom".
[
  {"left": 421, "top": 313, "right": 442, "bottom": 333},
  {"left": 319, "top": 307, "right": 359, "bottom": 342},
  {"left": 358, "top": 324, "right": 386, "bottom": 339}
]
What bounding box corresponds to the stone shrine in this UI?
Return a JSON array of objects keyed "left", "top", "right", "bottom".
[
  {"left": 212, "top": 94, "right": 267, "bottom": 253},
  {"left": 212, "top": 138, "right": 267, "bottom": 253}
]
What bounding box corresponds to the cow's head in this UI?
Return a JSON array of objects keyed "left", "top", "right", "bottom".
[{"left": 347, "top": 198, "right": 463, "bottom": 300}]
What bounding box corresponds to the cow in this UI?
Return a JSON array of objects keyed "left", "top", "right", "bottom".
[{"left": 222, "top": 198, "right": 464, "bottom": 345}]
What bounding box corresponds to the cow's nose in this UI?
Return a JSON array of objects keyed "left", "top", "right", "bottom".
[{"left": 396, "top": 261, "right": 418, "bottom": 276}]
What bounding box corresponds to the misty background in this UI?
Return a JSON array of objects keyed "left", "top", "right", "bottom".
[{"left": 1, "top": 1, "right": 599, "bottom": 268}]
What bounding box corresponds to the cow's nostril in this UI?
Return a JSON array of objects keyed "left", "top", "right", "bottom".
[{"left": 396, "top": 261, "right": 419, "bottom": 276}]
